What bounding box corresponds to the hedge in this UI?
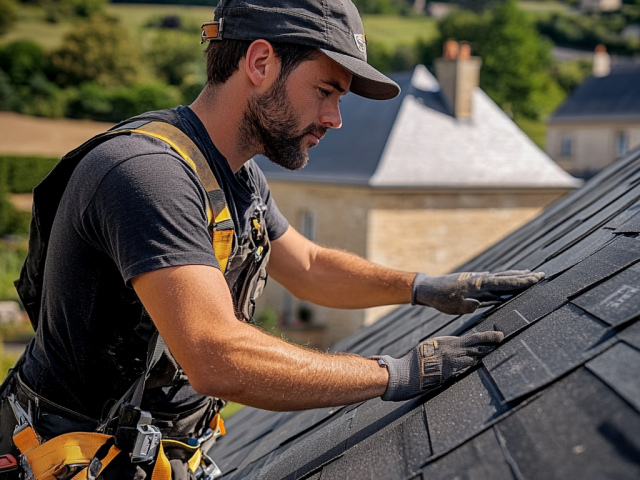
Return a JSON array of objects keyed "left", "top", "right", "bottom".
[{"left": 0, "top": 155, "right": 59, "bottom": 193}]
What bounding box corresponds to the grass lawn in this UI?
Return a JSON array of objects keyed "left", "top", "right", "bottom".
[{"left": 361, "top": 15, "right": 437, "bottom": 47}]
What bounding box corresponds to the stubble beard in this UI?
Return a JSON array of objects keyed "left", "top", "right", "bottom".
[{"left": 240, "top": 76, "right": 326, "bottom": 171}]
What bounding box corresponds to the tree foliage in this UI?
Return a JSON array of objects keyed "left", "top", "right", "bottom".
[
  {"left": 50, "top": 16, "right": 140, "bottom": 87},
  {"left": 66, "top": 82, "right": 182, "bottom": 122},
  {"left": 536, "top": 8, "right": 640, "bottom": 55},
  {"left": 0, "top": 40, "right": 67, "bottom": 117},
  {"left": 147, "top": 30, "right": 204, "bottom": 86},
  {"left": 0, "top": 0, "right": 17, "bottom": 36},
  {"left": 479, "top": 0, "right": 563, "bottom": 119}
]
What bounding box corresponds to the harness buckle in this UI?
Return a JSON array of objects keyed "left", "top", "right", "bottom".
[
  {"left": 7, "top": 394, "right": 33, "bottom": 435},
  {"left": 115, "top": 404, "right": 162, "bottom": 464},
  {"left": 131, "top": 424, "right": 162, "bottom": 464},
  {"left": 201, "top": 452, "right": 223, "bottom": 480}
]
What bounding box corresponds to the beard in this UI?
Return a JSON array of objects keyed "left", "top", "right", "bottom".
[{"left": 240, "top": 76, "right": 326, "bottom": 171}]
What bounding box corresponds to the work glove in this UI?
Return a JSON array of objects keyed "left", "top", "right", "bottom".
[
  {"left": 412, "top": 270, "right": 545, "bottom": 315},
  {"left": 377, "top": 331, "right": 504, "bottom": 402}
]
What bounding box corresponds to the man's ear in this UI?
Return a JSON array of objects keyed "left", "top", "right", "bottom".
[{"left": 245, "top": 39, "right": 279, "bottom": 89}]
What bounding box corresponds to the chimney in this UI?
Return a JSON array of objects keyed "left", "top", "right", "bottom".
[
  {"left": 593, "top": 44, "right": 611, "bottom": 77},
  {"left": 435, "top": 40, "right": 482, "bottom": 120}
]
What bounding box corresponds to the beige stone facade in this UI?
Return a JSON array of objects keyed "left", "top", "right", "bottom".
[
  {"left": 546, "top": 121, "right": 640, "bottom": 178},
  {"left": 256, "top": 181, "right": 570, "bottom": 348}
]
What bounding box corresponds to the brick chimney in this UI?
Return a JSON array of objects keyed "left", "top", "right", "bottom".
[
  {"left": 434, "top": 40, "right": 482, "bottom": 120},
  {"left": 593, "top": 44, "right": 611, "bottom": 77}
]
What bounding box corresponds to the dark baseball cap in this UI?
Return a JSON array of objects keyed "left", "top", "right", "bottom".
[{"left": 201, "top": 0, "right": 400, "bottom": 100}]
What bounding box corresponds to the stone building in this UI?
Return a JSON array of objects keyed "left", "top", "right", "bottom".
[
  {"left": 255, "top": 43, "right": 579, "bottom": 348},
  {"left": 547, "top": 46, "right": 640, "bottom": 179}
]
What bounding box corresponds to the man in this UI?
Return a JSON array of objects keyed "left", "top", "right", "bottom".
[{"left": 0, "top": 0, "right": 543, "bottom": 477}]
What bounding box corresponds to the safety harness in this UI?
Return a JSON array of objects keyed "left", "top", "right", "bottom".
[{"left": 0, "top": 116, "right": 267, "bottom": 479}]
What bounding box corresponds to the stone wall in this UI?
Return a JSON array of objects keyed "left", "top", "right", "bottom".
[{"left": 255, "top": 181, "right": 569, "bottom": 348}]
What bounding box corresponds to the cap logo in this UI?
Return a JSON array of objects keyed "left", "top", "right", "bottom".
[{"left": 354, "top": 34, "right": 367, "bottom": 57}]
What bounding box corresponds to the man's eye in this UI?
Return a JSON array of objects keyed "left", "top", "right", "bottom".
[{"left": 319, "top": 88, "right": 332, "bottom": 97}]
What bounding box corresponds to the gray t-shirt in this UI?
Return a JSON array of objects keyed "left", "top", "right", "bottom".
[{"left": 22, "top": 106, "right": 289, "bottom": 418}]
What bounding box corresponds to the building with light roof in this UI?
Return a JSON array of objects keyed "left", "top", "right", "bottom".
[{"left": 547, "top": 47, "right": 640, "bottom": 179}]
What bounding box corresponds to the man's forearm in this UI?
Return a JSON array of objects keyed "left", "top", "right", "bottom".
[
  {"left": 199, "top": 321, "right": 388, "bottom": 410},
  {"left": 301, "top": 247, "right": 415, "bottom": 308},
  {"left": 271, "top": 239, "right": 415, "bottom": 309}
]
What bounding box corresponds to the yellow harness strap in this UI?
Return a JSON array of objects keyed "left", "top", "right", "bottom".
[
  {"left": 127, "top": 122, "right": 235, "bottom": 273},
  {"left": 13, "top": 426, "right": 40, "bottom": 453},
  {"left": 13, "top": 428, "right": 171, "bottom": 480}
]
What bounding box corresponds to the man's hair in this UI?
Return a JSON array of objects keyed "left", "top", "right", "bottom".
[{"left": 205, "top": 39, "right": 321, "bottom": 86}]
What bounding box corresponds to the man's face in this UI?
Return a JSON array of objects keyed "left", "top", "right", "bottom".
[{"left": 241, "top": 52, "right": 351, "bottom": 171}]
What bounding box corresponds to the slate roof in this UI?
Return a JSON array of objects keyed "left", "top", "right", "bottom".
[
  {"left": 255, "top": 65, "right": 579, "bottom": 189},
  {"left": 209, "top": 144, "right": 640, "bottom": 479},
  {"left": 549, "top": 63, "right": 640, "bottom": 124}
]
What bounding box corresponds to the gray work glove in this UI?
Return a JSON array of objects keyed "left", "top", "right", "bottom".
[
  {"left": 412, "top": 270, "right": 545, "bottom": 315},
  {"left": 377, "top": 331, "right": 504, "bottom": 402}
]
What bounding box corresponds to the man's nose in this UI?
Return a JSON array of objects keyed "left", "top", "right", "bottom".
[{"left": 320, "top": 101, "right": 343, "bottom": 130}]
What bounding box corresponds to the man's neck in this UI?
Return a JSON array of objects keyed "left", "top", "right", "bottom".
[{"left": 190, "top": 84, "right": 255, "bottom": 173}]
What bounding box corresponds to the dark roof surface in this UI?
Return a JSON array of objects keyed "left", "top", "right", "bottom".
[
  {"left": 550, "top": 63, "right": 640, "bottom": 122},
  {"left": 209, "top": 145, "right": 640, "bottom": 480}
]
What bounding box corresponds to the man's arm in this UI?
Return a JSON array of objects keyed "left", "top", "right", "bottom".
[
  {"left": 269, "top": 226, "right": 415, "bottom": 309},
  {"left": 269, "top": 226, "right": 545, "bottom": 313},
  {"left": 132, "top": 264, "right": 388, "bottom": 411}
]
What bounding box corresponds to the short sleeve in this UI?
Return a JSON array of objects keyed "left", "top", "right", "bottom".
[
  {"left": 247, "top": 161, "right": 289, "bottom": 241},
  {"left": 81, "top": 152, "right": 220, "bottom": 284}
]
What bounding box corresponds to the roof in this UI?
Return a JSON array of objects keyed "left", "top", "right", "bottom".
[
  {"left": 550, "top": 63, "right": 640, "bottom": 124},
  {"left": 210, "top": 144, "right": 640, "bottom": 480},
  {"left": 255, "top": 65, "right": 579, "bottom": 189}
]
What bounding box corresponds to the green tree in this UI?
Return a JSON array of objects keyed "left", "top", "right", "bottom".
[
  {"left": 147, "top": 30, "right": 203, "bottom": 87},
  {"left": 0, "top": 40, "right": 48, "bottom": 86},
  {"left": 479, "top": 0, "right": 563, "bottom": 119},
  {"left": 66, "top": 82, "right": 182, "bottom": 122},
  {"left": 551, "top": 58, "right": 593, "bottom": 95},
  {"left": 0, "top": 0, "right": 17, "bottom": 36},
  {"left": 50, "top": 16, "right": 140, "bottom": 88}
]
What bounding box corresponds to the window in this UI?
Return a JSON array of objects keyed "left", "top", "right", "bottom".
[
  {"left": 615, "top": 132, "right": 629, "bottom": 157},
  {"left": 301, "top": 211, "right": 316, "bottom": 242},
  {"left": 560, "top": 134, "right": 573, "bottom": 158}
]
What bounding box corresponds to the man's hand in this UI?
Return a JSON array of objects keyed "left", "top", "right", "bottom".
[
  {"left": 377, "top": 331, "right": 504, "bottom": 402},
  {"left": 412, "top": 270, "right": 545, "bottom": 315}
]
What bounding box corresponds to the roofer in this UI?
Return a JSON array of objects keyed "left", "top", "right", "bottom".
[{"left": 0, "top": 0, "right": 544, "bottom": 478}]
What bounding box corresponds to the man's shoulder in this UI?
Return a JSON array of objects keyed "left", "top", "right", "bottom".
[
  {"left": 66, "top": 132, "right": 204, "bottom": 213},
  {"left": 74, "top": 132, "right": 189, "bottom": 185}
]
